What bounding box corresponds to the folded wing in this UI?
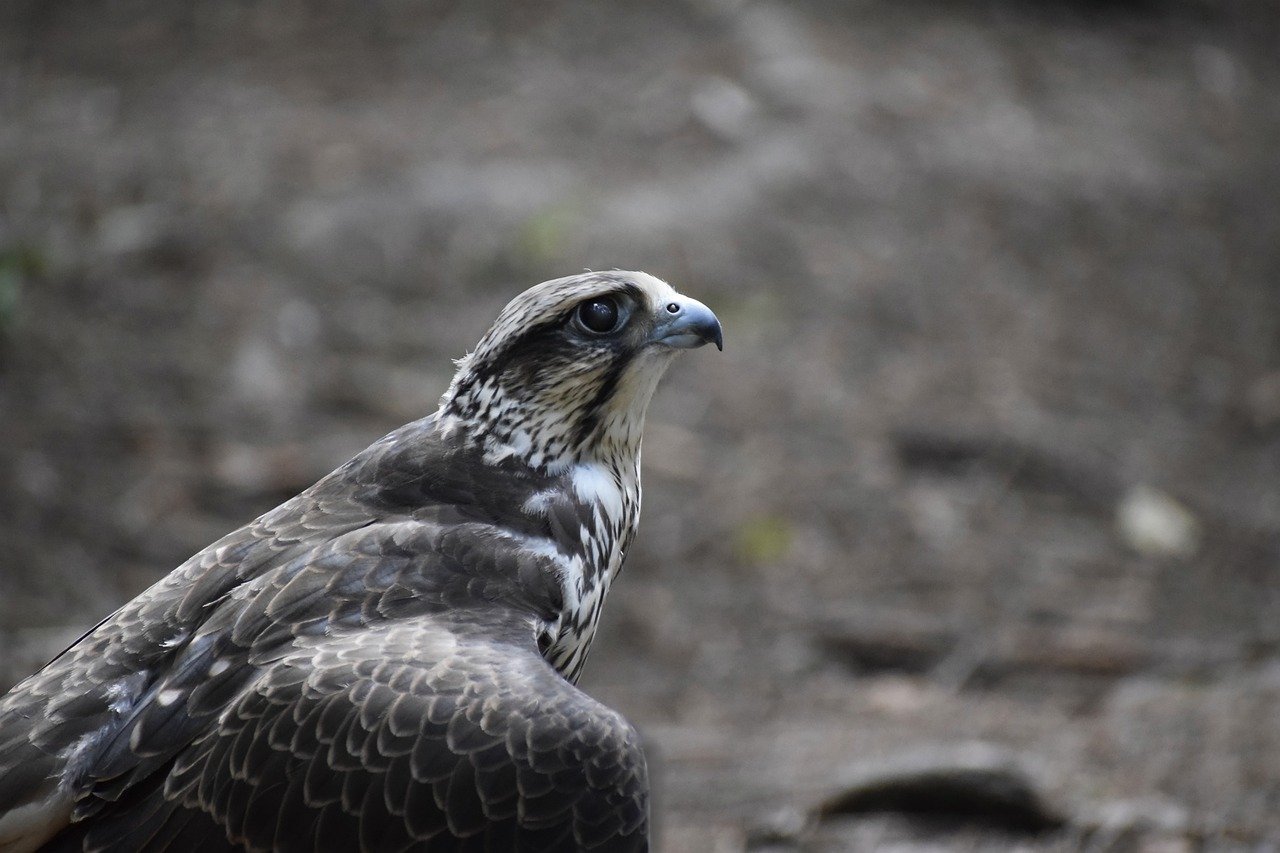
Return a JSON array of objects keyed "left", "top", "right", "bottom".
[{"left": 46, "top": 609, "right": 648, "bottom": 853}]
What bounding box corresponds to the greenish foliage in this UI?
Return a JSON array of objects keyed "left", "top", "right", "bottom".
[
  {"left": 0, "top": 247, "right": 42, "bottom": 317},
  {"left": 516, "top": 206, "right": 578, "bottom": 268},
  {"left": 734, "top": 514, "right": 793, "bottom": 565},
  {"left": 0, "top": 245, "right": 44, "bottom": 352}
]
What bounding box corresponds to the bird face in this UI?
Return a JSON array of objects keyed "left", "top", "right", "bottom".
[{"left": 442, "top": 272, "right": 721, "bottom": 472}]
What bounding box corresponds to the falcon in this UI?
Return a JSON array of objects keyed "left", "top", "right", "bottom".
[{"left": 0, "top": 271, "right": 722, "bottom": 852}]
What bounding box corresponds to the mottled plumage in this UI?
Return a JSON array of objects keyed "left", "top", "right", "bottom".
[{"left": 0, "top": 271, "right": 721, "bottom": 852}]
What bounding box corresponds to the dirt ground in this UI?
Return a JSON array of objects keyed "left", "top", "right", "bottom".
[{"left": 1, "top": 1, "right": 1279, "bottom": 850}]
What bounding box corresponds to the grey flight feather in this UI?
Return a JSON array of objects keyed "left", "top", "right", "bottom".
[{"left": 0, "top": 272, "right": 722, "bottom": 852}]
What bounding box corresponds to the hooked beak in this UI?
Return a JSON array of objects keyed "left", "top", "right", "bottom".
[{"left": 650, "top": 296, "right": 723, "bottom": 351}]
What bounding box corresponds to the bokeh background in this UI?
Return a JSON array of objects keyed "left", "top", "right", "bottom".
[{"left": 2, "top": 1, "right": 1279, "bottom": 849}]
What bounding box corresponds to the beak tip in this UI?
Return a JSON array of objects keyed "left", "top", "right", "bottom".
[{"left": 704, "top": 313, "right": 724, "bottom": 351}]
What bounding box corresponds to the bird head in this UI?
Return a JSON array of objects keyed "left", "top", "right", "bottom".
[{"left": 441, "top": 271, "right": 722, "bottom": 472}]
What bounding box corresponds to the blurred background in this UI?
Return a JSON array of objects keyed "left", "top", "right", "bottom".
[{"left": 1, "top": 0, "right": 1278, "bottom": 849}]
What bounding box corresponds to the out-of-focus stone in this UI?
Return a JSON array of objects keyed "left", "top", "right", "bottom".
[
  {"left": 1116, "top": 485, "right": 1201, "bottom": 558},
  {"left": 814, "top": 608, "right": 953, "bottom": 676},
  {"left": 816, "top": 743, "right": 1066, "bottom": 834},
  {"left": 94, "top": 203, "right": 172, "bottom": 257},
  {"left": 691, "top": 76, "right": 757, "bottom": 143}
]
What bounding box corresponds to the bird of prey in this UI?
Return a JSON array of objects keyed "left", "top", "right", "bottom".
[{"left": 0, "top": 271, "right": 722, "bottom": 853}]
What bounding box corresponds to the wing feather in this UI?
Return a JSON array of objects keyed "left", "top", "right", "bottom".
[
  {"left": 48, "top": 612, "right": 646, "bottom": 852},
  {"left": 0, "top": 416, "right": 646, "bottom": 852}
]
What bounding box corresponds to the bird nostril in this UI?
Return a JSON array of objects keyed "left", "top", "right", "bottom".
[{"left": 665, "top": 302, "right": 681, "bottom": 314}]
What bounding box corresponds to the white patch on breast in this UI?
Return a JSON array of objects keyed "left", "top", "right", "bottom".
[
  {"left": 497, "top": 527, "right": 583, "bottom": 620},
  {"left": 571, "top": 462, "right": 624, "bottom": 525},
  {"left": 557, "top": 554, "right": 587, "bottom": 615}
]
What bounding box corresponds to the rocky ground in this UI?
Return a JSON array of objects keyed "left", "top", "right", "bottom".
[{"left": 1, "top": 1, "right": 1278, "bottom": 849}]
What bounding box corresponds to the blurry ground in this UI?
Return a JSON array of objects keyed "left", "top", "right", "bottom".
[{"left": 2, "top": 0, "right": 1279, "bottom": 849}]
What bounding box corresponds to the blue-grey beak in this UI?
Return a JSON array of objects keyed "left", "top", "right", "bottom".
[{"left": 651, "top": 296, "right": 723, "bottom": 351}]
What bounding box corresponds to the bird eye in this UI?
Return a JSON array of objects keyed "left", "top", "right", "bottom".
[{"left": 575, "top": 297, "right": 622, "bottom": 335}]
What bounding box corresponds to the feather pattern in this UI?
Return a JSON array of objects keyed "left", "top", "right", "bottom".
[{"left": 0, "top": 271, "right": 719, "bottom": 852}]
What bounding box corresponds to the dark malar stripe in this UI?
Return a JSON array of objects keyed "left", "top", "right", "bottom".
[{"left": 570, "top": 355, "right": 630, "bottom": 452}]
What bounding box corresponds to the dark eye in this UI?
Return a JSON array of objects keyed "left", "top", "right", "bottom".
[{"left": 575, "top": 297, "right": 622, "bottom": 335}]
